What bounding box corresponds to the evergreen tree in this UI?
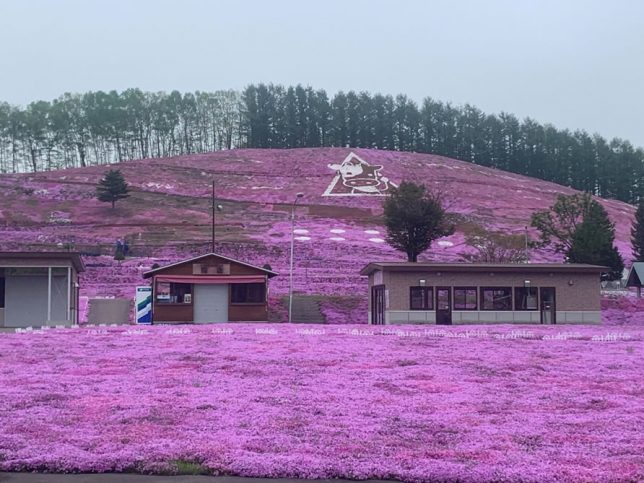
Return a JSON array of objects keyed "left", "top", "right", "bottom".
[
  {"left": 567, "top": 201, "right": 624, "bottom": 281},
  {"left": 531, "top": 192, "right": 594, "bottom": 253},
  {"left": 631, "top": 199, "right": 644, "bottom": 262},
  {"left": 96, "top": 169, "right": 130, "bottom": 208},
  {"left": 383, "top": 181, "right": 454, "bottom": 262}
]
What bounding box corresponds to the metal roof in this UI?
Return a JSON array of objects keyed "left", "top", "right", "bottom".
[
  {"left": 0, "top": 251, "right": 85, "bottom": 273},
  {"left": 360, "top": 261, "right": 609, "bottom": 276},
  {"left": 626, "top": 262, "right": 644, "bottom": 287},
  {"left": 143, "top": 252, "right": 278, "bottom": 279}
]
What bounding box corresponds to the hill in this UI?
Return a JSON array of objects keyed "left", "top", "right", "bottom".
[{"left": 0, "top": 148, "right": 636, "bottom": 322}]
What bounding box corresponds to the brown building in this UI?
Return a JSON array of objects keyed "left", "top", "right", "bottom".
[
  {"left": 143, "top": 253, "right": 277, "bottom": 323},
  {"left": 0, "top": 252, "right": 84, "bottom": 327},
  {"left": 360, "top": 262, "right": 606, "bottom": 325}
]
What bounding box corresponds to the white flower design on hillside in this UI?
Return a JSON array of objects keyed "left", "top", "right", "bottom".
[{"left": 323, "top": 152, "right": 396, "bottom": 196}]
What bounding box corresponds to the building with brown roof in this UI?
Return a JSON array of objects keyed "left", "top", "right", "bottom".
[
  {"left": 142, "top": 253, "right": 277, "bottom": 323},
  {"left": 360, "top": 262, "right": 606, "bottom": 325}
]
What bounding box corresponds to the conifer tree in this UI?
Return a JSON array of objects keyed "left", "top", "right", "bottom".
[
  {"left": 96, "top": 169, "right": 129, "bottom": 208},
  {"left": 631, "top": 198, "right": 644, "bottom": 262},
  {"left": 567, "top": 201, "right": 624, "bottom": 280},
  {"left": 383, "top": 181, "right": 454, "bottom": 262}
]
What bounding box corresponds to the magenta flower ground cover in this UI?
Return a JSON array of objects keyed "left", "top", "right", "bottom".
[
  {"left": 0, "top": 148, "right": 637, "bottom": 323},
  {"left": 0, "top": 324, "right": 642, "bottom": 482}
]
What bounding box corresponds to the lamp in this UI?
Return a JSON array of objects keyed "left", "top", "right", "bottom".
[
  {"left": 419, "top": 279, "right": 426, "bottom": 286},
  {"left": 288, "top": 193, "right": 305, "bottom": 323},
  {"left": 524, "top": 280, "right": 531, "bottom": 288},
  {"left": 568, "top": 279, "right": 575, "bottom": 286}
]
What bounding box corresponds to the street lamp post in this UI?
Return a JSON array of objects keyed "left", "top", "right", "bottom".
[
  {"left": 288, "top": 192, "right": 304, "bottom": 323},
  {"left": 211, "top": 180, "right": 223, "bottom": 252}
]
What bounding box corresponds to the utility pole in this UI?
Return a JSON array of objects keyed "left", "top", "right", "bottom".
[
  {"left": 211, "top": 180, "right": 223, "bottom": 253},
  {"left": 524, "top": 226, "right": 529, "bottom": 263}
]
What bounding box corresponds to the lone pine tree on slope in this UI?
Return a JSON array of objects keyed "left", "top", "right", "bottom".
[
  {"left": 383, "top": 181, "right": 454, "bottom": 262},
  {"left": 96, "top": 169, "right": 130, "bottom": 209}
]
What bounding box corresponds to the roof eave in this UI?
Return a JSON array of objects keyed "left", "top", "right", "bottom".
[{"left": 142, "top": 252, "right": 278, "bottom": 279}]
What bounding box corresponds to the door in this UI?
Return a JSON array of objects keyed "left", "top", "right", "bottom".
[
  {"left": 540, "top": 287, "right": 556, "bottom": 324},
  {"left": 436, "top": 287, "right": 452, "bottom": 325},
  {"left": 193, "top": 284, "right": 229, "bottom": 323},
  {"left": 371, "top": 285, "right": 385, "bottom": 325}
]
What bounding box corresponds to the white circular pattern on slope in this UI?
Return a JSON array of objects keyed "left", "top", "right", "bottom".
[
  {"left": 295, "top": 236, "right": 311, "bottom": 241},
  {"left": 293, "top": 229, "right": 309, "bottom": 234},
  {"left": 329, "top": 237, "right": 345, "bottom": 241},
  {"left": 330, "top": 229, "right": 346, "bottom": 234},
  {"left": 369, "top": 238, "right": 385, "bottom": 243},
  {"left": 365, "top": 229, "right": 380, "bottom": 234},
  {"left": 437, "top": 240, "right": 454, "bottom": 247}
]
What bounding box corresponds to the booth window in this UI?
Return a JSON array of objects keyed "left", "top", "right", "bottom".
[
  {"left": 453, "top": 287, "right": 477, "bottom": 310},
  {"left": 410, "top": 286, "right": 433, "bottom": 310},
  {"left": 156, "top": 282, "right": 192, "bottom": 304},
  {"left": 0, "top": 277, "right": 4, "bottom": 309},
  {"left": 231, "top": 283, "right": 265, "bottom": 304},
  {"left": 515, "top": 287, "right": 538, "bottom": 310},
  {"left": 480, "top": 287, "right": 513, "bottom": 310}
]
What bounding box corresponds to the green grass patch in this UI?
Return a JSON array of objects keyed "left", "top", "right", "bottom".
[{"left": 171, "top": 459, "right": 209, "bottom": 475}]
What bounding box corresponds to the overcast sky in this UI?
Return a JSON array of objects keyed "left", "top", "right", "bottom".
[{"left": 1, "top": 0, "right": 643, "bottom": 146}]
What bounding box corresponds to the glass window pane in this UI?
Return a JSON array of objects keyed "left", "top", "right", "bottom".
[
  {"left": 515, "top": 287, "right": 538, "bottom": 310},
  {"left": 481, "top": 287, "right": 512, "bottom": 310},
  {"left": 454, "top": 287, "right": 477, "bottom": 310},
  {"left": 232, "top": 283, "right": 265, "bottom": 303},
  {"left": 426, "top": 288, "right": 434, "bottom": 310},
  {"left": 410, "top": 287, "right": 424, "bottom": 310}
]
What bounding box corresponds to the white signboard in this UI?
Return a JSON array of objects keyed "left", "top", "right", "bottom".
[{"left": 135, "top": 286, "right": 152, "bottom": 324}]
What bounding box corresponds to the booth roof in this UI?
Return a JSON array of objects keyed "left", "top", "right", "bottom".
[
  {"left": 359, "top": 261, "right": 609, "bottom": 276},
  {"left": 143, "top": 252, "right": 278, "bottom": 279},
  {"left": 0, "top": 251, "right": 85, "bottom": 273}
]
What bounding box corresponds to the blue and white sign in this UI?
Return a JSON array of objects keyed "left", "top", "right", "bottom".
[{"left": 135, "top": 286, "right": 152, "bottom": 324}]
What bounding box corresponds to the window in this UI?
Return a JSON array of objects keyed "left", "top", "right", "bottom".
[
  {"left": 453, "top": 287, "right": 477, "bottom": 310},
  {"left": 515, "top": 287, "right": 538, "bottom": 310},
  {"left": 0, "top": 277, "right": 4, "bottom": 309},
  {"left": 480, "top": 287, "right": 513, "bottom": 310},
  {"left": 193, "top": 263, "right": 230, "bottom": 275},
  {"left": 409, "top": 286, "right": 433, "bottom": 310},
  {"left": 156, "top": 282, "right": 192, "bottom": 304},
  {"left": 231, "top": 283, "right": 265, "bottom": 304}
]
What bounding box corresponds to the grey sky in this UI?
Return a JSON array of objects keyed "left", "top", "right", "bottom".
[{"left": 1, "top": 0, "right": 643, "bottom": 146}]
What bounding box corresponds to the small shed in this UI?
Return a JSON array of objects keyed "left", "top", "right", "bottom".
[
  {"left": 0, "top": 252, "right": 85, "bottom": 327},
  {"left": 625, "top": 262, "right": 644, "bottom": 296},
  {"left": 142, "top": 253, "right": 277, "bottom": 323}
]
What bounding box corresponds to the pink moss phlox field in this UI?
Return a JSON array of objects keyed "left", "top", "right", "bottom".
[
  {"left": 0, "top": 324, "right": 642, "bottom": 482},
  {"left": 0, "top": 148, "right": 638, "bottom": 323},
  {"left": 601, "top": 293, "right": 644, "bottom": 326}
]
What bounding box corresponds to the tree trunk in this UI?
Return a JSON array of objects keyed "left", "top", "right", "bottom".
[{"left": 30, "top": 148, "right": 38, "bottom": 172}]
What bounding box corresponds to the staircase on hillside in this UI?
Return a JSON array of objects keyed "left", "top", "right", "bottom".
[{"left": 290, "top": 295, "right": 326, "bottom": 323}]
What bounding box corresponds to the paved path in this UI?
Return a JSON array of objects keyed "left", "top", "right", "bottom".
[{"left": 0, "top": 474, "right": 394, "bottom": 483}]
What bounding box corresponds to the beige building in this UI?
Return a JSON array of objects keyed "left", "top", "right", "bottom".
[
  {"left": 360, "top": 262, "right": 605, "bottom": 325},
  {"left": 0, "top": 252, "right": 84, "bottom": 327}
]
